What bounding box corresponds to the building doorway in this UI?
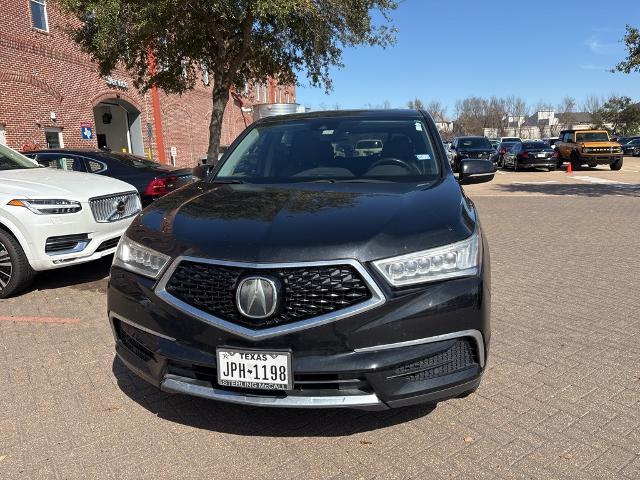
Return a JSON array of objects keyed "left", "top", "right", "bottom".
[{"left": 93, "top": 98, "right": 143, "bottom": 155}]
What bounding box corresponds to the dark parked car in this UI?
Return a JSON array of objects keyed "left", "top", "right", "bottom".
[
  {"left": 491, "top": 141, "right": 519, "bottom": 167},
  {"left": 621, "top": 138, "right": 640, "bottom": 156},
  {"left": 108, "top": 109, "right": 493, "bottom": 410},
  {"left": 24, "top": 150, "right": 193, "bottom": 206},
  {"left": 502, "top": 141, "right": 556, "bottom": 171},
  {"left": 449, "top": 136, "right": 496, "bottom": 172}
]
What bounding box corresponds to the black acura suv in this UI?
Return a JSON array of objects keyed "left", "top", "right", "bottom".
[{"left": 108, "top": 110, "right": 494, "bottom": 410}]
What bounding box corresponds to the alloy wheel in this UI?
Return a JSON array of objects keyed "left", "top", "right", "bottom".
[{"left": 0, "top": 241, "right": 13, "bottom": 291}]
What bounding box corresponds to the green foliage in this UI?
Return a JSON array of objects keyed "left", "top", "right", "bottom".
[
  {"left": 54, "top": 0, "right": 398, "bottom": 94},
  {"left": 601, "top": 96, "right": 640, "bottom": 135},
  {"left": 614, "top": 25, "right": 640, "bottom": 74}
]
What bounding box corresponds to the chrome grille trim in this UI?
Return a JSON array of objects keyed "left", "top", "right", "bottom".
[
  {"left": 89, "top": 191, "right": 141, "bottom": 223},
  {"left": 154, "top": 257, "right": 386, "bottom": 341}
]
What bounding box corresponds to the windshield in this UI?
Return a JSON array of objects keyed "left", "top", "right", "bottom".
[
  {"left": 522, "top": 142, "right": 549, "bottom": 150},
  {"left": 501, "top": 137, "right": 521, "bottom": 142},
  {"left": 499, "top": 142, "right": 518, "bottom": 151},
  {"left": 0, "top": 144, "right": 39, "bottom": 171},
  {"left": 458, "top": 138, "right": 492, "bottom": 149},
  {"left": 215, "top": 117, "right": 441, "bottom": 183},
  {"left": 576, "top": 132, "right": 609, "bottom": 142}
]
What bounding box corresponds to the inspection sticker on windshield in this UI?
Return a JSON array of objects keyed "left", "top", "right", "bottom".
[
  {"left": 416, "top": 154, "right": 431, "bottom": 160},
  {"left": 414, "top": 122, "right": 423, "bottom": 131},
  {"left": 322, "top": 129, "right": 334, "bottom": 135}
]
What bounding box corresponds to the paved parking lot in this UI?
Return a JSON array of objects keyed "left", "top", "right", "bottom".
[{"left": 1, "top": 158, "right": 639, "bottom": 480}]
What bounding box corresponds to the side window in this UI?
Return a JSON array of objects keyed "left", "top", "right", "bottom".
[
  {"left": 35, "top": 154, "right": 60, "bottom": 169},
  {"left": 86, "top": 159, "right": 106, "bottom": 173},
  {"left": 36, "top": 154, "right": 86, "bottom": 172}
]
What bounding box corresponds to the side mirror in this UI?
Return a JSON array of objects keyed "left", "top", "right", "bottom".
[
  {"left": 458, "top": 159, "right": 496, "bottom": 185},
  {"left": 192, "top": 163, "right": 215, "bottom": 180}
]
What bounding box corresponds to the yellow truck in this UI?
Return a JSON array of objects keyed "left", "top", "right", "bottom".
[{"left": 556, "top": 129, "right": 623, "bottom": 170}]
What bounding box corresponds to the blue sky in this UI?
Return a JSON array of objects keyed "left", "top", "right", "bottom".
[{"left": 296, "top": 0, "right": 639, "bottom": 117}]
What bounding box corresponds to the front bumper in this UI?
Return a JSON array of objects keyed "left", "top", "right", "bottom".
[
  {"left": 518, "top": 159, "right": 556, "bottom": 168},
  {"left": 577, "top": 154, "right": 623, "bottom": 165},
  {"left": 107, "top": 252, "right": 491, "bottom": 409},
  {"left": 3, "top": 202, "right": 134, "bottom": 271}
]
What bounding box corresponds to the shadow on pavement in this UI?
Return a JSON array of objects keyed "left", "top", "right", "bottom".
[
  {"left": 494, "top": 182, "right": 640, "bottom": 198},
  {"left": 112, "top": 357, "right": 435, "bottom": 436},
  {"left": 23, "top": 255, "right": 112, "bottom": 295}
]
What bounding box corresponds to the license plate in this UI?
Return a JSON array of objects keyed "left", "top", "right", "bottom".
[
  {"left": 537, "top": 153, "right": 546, "bottom": 158},
  {"left": 217, "top": 348, "right": 292, "bottom": 391}
]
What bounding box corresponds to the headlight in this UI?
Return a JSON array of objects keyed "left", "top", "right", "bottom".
[
  {"left": 372, "top": 233, "right": 480, "bottom": 287},
  {"left": 113, "top": 236, "right": 170, "bottom": 279},
  {"left": 7, "top": 198, "right": 82, "bottom": 214}
]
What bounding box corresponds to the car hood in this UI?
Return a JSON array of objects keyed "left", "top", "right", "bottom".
[
  {"left": 129, "top": 177, "right": 477, "bottom": 264},
  {"left": 0, "top": 168, "right": 137, "bottom": 200}
]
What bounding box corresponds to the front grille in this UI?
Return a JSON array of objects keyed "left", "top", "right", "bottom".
[
  {"left": 90, "top": 192, "right": 141, "bottom": 223},
  {"left": 96, "top": 236, "right": 121, "bottom": 252},
  {"left": 117, "top": 322, "right": 154, "bottom": 362},
  {"left": 45, "top": 234, "right": 89, "bottom": 254},
  {"left": 391, "top": 339, "right": 477, "bottom": 382},
  {"left": 164, "top": 261, "right": 372, "bottom": 329}
]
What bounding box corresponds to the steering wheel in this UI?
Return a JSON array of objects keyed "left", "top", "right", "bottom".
[{"left": 367, "top": 157, "right": 420, "bottom": 175}]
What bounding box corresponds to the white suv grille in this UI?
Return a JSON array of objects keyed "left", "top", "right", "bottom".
[{"left": 90, "top": 192, "right": 141, "bottom": 223}]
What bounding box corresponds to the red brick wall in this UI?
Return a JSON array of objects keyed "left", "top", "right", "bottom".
[{"left": 0, "top": 0, "right": 296, "bottom": 168}]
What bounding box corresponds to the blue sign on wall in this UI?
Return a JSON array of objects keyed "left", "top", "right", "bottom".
[
  {"left": 81, "top": 124, "right": 93, "bottom": 140},
  {"left": 81, "top": 127, "right": 93, "bottom": 140}
]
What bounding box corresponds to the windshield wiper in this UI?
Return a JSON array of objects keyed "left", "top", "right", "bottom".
[
  {"left": 336, "top": 179, "right": 393, "bottom": 183},
  {"left": 210, "top": 178, "right": 244, "bottom": 184}
]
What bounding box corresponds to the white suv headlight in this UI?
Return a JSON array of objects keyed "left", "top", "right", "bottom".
[
  {"left": 7, "top": 198, "right": 82, "bottom": 214},
  {"left": 113, "top": 236, "right": 171, "bottom": 279},
  {"left": 372, "top": 233, "right": 480, "bottom": 287}
]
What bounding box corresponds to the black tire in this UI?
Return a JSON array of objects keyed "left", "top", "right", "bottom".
[
  {"left": 0, "top": 229, "right": 34, "bottom": 299},
  {"left": 610, "top": 157, "right": 623, "bottom": 171},
  {"left": 570, "top": 152, "right": 581, "bottom": 171},
  {"left": 513, "top": 158, "right": 518, "bottom": 171}
]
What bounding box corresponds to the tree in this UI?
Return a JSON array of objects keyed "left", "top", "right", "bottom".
[
  {"left": 601, "top": 96, "right": 640, "bottom": 134},
  {"left": 56, "top": 0, "right": 398, "bottom": 163},
  {"left": 425, "top": 101, "right": 446, "bottom": 122},
  {"left": 552, "top": 96, "right": 577, "bottom": 135},
  {"left": 583, "top": 95, "right": 605, "bottom": 128},
  {"left": 614, "top": 25, "right": 640, "bottom": 74},
  {"left": 407, "top": 98, "right": 424, "bottom": 110}
]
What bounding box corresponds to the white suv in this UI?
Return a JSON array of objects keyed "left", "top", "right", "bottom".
[{"left": 0, "top": 143, "right": 142, "bottom": 297}]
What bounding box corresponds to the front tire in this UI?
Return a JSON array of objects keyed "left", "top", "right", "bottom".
[
  {"left": 610, "top": 157, "right": 623, "bottom": 171},
  {"left": 0, "top": 229, "right": 34, "bottom": 299},
  {"left": 570, "top": 152, "right": 581, "bottom": 171}
]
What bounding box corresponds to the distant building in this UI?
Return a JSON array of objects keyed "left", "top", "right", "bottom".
[
  {"left": 484, "top": 111, "right": 602, "bottom": 140},
  {"left": 0, "top": 0, "right": 295, "bottom": 166}
]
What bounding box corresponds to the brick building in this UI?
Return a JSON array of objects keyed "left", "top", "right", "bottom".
[{"left": 0, "top": 0, "right": 296, "bottom": 166}]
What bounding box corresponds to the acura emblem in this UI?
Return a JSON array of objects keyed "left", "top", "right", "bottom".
[{"left": 236, "top": 277, "right": 278, "bottom": 319}]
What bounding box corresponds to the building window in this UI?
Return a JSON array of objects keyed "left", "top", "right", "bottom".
[
  {"left": 255, "top": 82, "right": 260, "bottom": 102},
  {"left": 44, "top": 128, "right": 63, "bottom": 148},
  {"left": 30, "top": 0, "right": 49, "bottom": 32},
  {"left": 0, "top": 125, "right": 5, "bottom": 145}
]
